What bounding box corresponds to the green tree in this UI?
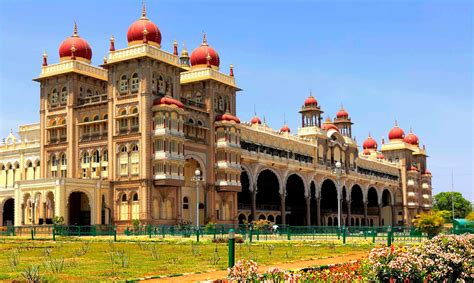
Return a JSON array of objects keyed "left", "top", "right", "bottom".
[
  {"left": 433, "top": 192, "right": 472, "bottom": 219},
  {"left": 412, "top": 211, "right": 445, "bottom": 238}
]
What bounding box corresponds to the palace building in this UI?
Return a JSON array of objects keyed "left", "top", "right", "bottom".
[{"left": 0, "top": 5, "right": 433, "bottom": 228}]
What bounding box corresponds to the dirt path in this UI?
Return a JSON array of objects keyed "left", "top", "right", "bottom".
[{"left": 147, "top": 251, "right": 367, "bottom": 282}]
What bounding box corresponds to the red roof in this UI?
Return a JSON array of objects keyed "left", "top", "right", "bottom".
[
  {"left": 153, "top": 96, "right": 184, "bottom": 108},
  {"left": 250, "top": 116, "right": 261, "bottom": 124},
  {"left": 215, "top": 113, "right": 240, "bottom": 123},
  {"left": 127, "top": 7, "right": 162, "bottom": 46},
  {"left": 280, "top": 124, "right": 290, "bottom": 133},
  {"left": 304, "top": 95, "right": 318, "bottom": 107},
  {"left": 388, "top": 123, "right": 405, "bottom": 140},
  {"left": 336, "top": 108, "right": 349, "bottom": 118},
  {"left": 363, "top": 135, "right": 378, "bottom": 149},
  {"left": 321, "top": 118, "right": 339, "bottom": 132},
  {"left": 362, "top": 149, "right": 371, "bottom": 155},
  {"left": 59, "top": 23, "right": 92, "bottom": 62},
  {"left": 409, "top": 166, "right": 419, "bottom": 172},
  {"left": 377, "top": 153, "right": 385, "bottom": 159},
  {"left": 404, "top": 131, "right": 419, "bottom": 145}
]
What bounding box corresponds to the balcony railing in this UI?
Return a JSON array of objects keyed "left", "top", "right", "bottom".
[
  {"left": 77, "top": 94, "right": 108, "bottom": 106},
  {"left": 180, "top": 97, "right": 205, "bottom": 109}
]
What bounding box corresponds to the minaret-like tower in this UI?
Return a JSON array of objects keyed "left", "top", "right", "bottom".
[
  {"left": 333, "top": 105, "right": 353, "bottom": 137},
  {"left": 299, "top": 91, "right": 323, "bottom": 128}
]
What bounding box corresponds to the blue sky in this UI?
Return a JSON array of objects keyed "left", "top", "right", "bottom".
[{"left": 0, "top": 0, "right": 472, "bottom": 200}]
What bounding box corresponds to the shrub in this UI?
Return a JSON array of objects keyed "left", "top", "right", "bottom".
[
  {"left": 251, "top": 219, "right": 273, "bottom": 232},
  {"left": 412, "top": 211, "right": 445, "bottom": 238},
  {"left": 8, "top": 249, "right": 20, "bottom": 268},
  {"left": 228, "top": 259, "right": 259, "bottom": 282},
  {"left": 21, "top": 265, "right": 44, "bottom": 282}
]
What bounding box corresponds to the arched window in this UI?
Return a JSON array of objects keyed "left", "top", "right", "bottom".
[
  {"left": 158, "top": 75, "right": 165, "bottom": 94},
  {"left": 188, "top": 118, "right": 194, "bottom": 125},
  {"left": 197, "top": 120, "right": 203, "bottom": 127},
  {"left": 79, "top": 87, "right": 84, "bottom": 98},
  {"left": 196, "top": 92, "right": 203, "bottom": 103},
  {"left": 103, "top": 150, "right": 108, "bottom": 162},
  {"left": 183, "top": 197, "right": 189, "bottom": 209},
  {"left": 152, "top": 73, "right": 156, "bottom": 92},
  {"left": 218, "top": 96, "right": 224, "bottom": 111},
  {"left": 132, "top": 193, "right": 138, "bottom": 201},
  {"left": 121, "top": 146, "right": 128, "bottom": 153},
  {"left": 131, "top": 73, "right": 139, "bottom": 93},
  {"left": 60, "top": 87, "right": 67, "bottom": 104},
  {"left": 50, "top": 88, "right": 58, "bottom": 105},
  {"left": 93, "top": 115, "right": 99, "bottom": 121},
  {"left": 119, "top": 74, "right": 129, "bottom": 93},
  {"left": 93, "top": 150, "right": 100, "bottom": 163},
  {"left": 119, "top": 145, "right": 128, "bottom": 176},
  {"left": 86, "top": 89, "right": 92, "bottom": 97},
  {"left": 103, "top": 114, "right": 108, "bottom": 120},
  {"left": 131, "top": 144, "right": 139, "bottom": 152},
  {"left": 165, "top": 78, "right": 172, "bottom": 96},
  {"left": 61, "top": 153, "right": 67, "bottom": 165},
  {"left": 122, "top": 194, "right": 127, "bottom": 202},
  {"left": 51, "top": 155, "right": 58, "bottom": 166},
  {"left": 83, "top": 152, "right": 90, "bottom": 164},
  {"left": 130, "top": 144, "right": 139, "bottom": 175}
]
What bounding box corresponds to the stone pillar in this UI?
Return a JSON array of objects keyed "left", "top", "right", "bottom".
[
  {"left": 305, "top": 196, "right": 311, "bottom": 226},
  {"left": 280, "top": 192, "right": 286, "bottom": 225},
  {"left": 316, "top": 197, "right": 321, "bottom": 226},
  {"left": 347, "top": 200, "right": 351, "bottom": 227},
  {"left": 363, "top": 201, "right": 368, "bottom": 226},
  {"left": 392, "top": 205, "right": 396, "bottom": 227},
  {"left": 379, "top": 203, "right": 383, "bottom": 226},
  {"left": 337, "top": 193, "right": 341, "bottom": 227},
  {"left": 251, "top": 184, "right": 257, "bottom": 222}
]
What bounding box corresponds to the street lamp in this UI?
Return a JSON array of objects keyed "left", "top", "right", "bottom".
[
  {"left": 191, "top": 168, "right": 203, "bottom": 228},
  {"left": 334, "top": 161, "right": 345, "bottom": 228}
]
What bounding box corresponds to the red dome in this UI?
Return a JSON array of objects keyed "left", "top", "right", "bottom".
[
  {"left": 250, "top": 116, "right": 261, "bottom": 124},
  {"left": 363, "top": 135, "right": 378, "bottom": 150},
  {"left": 280, "top": 124, "right": 290, "bottom": 133},
  {"left": 321, "top": 118, "right": 339, "bottom": 132},
  {"left": 388, "top": 122, "right": 405, "bottom": 140},
  {"left": 404, "top": 131, "right": 419, "bottom": 145},
  {"left": 423, "top": 169, "right": 432, "bottom": 176},
  {"left": 215, "top": 113, "right": 240, "bottom": 123},
  {"left": 377, "top": 153, "right": 385, "bottom": 159},
  {"left": 153, "top": 96, "right": 183, "bottom": 108},
  {"left": 59, "top": 23, "right": 92, "bottom": 62},
  {"left": 127, "top": 6, "right": 162, "bottom": 47},
  {"left": 362, "top": 149, "right": 371, "bottom": 155},
  {"left": 409, "top": 166, "right": 419, "bottom": 172},
  {"left": 336, "top": 108, "right": 349, "bottom": 118},
  {"left": 190, "top": 34, "right": 220, "bottom": 68},
  {"left": 304, "top": 95, "right": 318, "bottom": 107}
]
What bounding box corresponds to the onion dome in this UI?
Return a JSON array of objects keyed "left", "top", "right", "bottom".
[
  {"left": 409, "top": 166, "right": 419, "bottom": 172},
  {"left": 423, "top": 169, "right": 432, "bottom": 176},
  {"left": 404, "top": 129, "right": 419, "bottom": 145},
  {"left": 215, "top": 113, "right": 240, "bottom": 123},
  {"left": 377, "top": 153, "right": 385, "bottom": 159},
  {"left": 59, "top": 22, "right": 92, "bottom": 63},
  {"left": 321, "top": 117, "right": 339, "bottom": 132},
  {"left": 250, "top": 115, "right": 261, "bottom": 125},
  {"left": 362, "top": 149, "right": 371, "bottom": 155},
  {"left": 362, "top": 134, "right": 378, "bottom": 150},
  {"left": 190, "top": 33, "right": 220, "bottom": 69},
  {"left": 388, "top": 121, "right": 405, "bottom": 140},
  {"left": 181, "top": 43, "right": 189, "bottom": 57},
  {"left": 153, "top": 96, "right": 184, "bottom": 108},
  {"left": 304, "top": 95, "right": 318, "bottom": 107},
  {"left": 336, "top": 107, "right": 349, "bottom": 118},
  {"left": 280, "top": 124, "right": 290, "bottom": 133},
  {"left": 127, "top": 3, "right": 162, "bottom": 47}
]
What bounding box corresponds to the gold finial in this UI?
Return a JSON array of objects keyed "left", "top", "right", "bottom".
[
  {"left": 103, "top": 56, "right": 107, "bottom": 64},
  {"left": 181, "top": 42, "right": 189, "bottom": 57},
  {"left": 173, "top": 39, "right": 178, "bottom": 47},
  {"left": 229, "top": 64, "right": 234, "bottom": 76},
  {"left": 143, "top": 26, "right": 148, "bottom": 35},
  {"left": 141, "top": 0, "right": 147, "bottom": 18},
  {"left": 202, "top": 31, "right": 208, "bottom": 45},
  {"left": 73, "top": 21, "right": 78, "bottom": 36},
  {"left": 43, "top": 51, "right": 48, "bottom": 59},
  {"left": 70, "top": 46, "right": 77, "bottom": 53},
  {"left": 206, "top": 52, "right": 212, "bottom": 68},
  {"left": 110, "top": 35, "right": 115, "bottom": 42}
]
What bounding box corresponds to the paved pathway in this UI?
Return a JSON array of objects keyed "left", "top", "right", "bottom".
[{"left": 147, "top": 251, "right": 367, "bottom": 282}]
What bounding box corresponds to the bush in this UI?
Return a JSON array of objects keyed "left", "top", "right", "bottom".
[
  {"left": 412, "top": 211, "right": 445, "bottom": 238},
  {"left": 211, "top": 235, "right": 244, "bottom": 244}
]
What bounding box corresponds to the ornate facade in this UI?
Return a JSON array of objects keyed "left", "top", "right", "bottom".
[{"left": 0, "top": 5, "right": 432, "bottom": 227}]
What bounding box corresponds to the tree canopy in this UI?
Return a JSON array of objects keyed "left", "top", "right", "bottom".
[{"left": 433, "top": 192, "right": 472, "bottom": 219}]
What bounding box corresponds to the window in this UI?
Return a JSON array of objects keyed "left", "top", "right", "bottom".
[
  {"left": 60, "top": 87, "right": 67, "bottom": 104},
  {"left": 93, "top": 150, "right": 100, "bottom": 163},
  {"left": 130, "top": 145, "right": 139, "bottom": 175},
  {"left": 131, "top": 108, "right": 139, "bottom": 131},
  {"left": 119, "top": 146, "right": 128, "bottom": 176},
  {"left": 165, "top": 78, "right": 172, "bottom": 96},
  {"left": 51, "top": 155, "right": 59, "bottom": 166},
  {"left": 183, "top": 197, "right": 189, "bottom": 209},
  {"left": 103, "top": 150, "right": 108, "bottom": 162},
  {"left": 86, "top": 89, "right": 92, "bottom": 97},
  {"left": 132, "top": 193, "right": 138, "bottom": 201},
  {"left": 122, "top": 194, "right": 127, "bottom": 202},
  {"left": 83, "top": 152, "right": 90, "bottom": 164},
  {"left": 61, "top": 153, "right": 67, "bottom": 165},
  {"left": 79, "top": 87, "right": 84, "bottom": 98},
  {"left": 50, "top": 89, "right": 58, "bottom": 105},
  {"left": 119, "top": 75, "right": 129, "bottom": 93},
  {"left": 196, "top": 92, "right": 203, "bottom": 103},
  {"left": 131, "top": 73, "right": 139, "bottom": 92},
  {"left": 218, "top": 96, "right": 224, "bottom": 111},
  {"left": 158, "top": 76, "right": 165, "bottom": 94}
]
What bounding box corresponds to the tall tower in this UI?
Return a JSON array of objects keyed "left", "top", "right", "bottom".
[
  {"left": 333, "top": 106, "right": 353, "bottom": 137},
  {"left": 299, "top": 92, "right": 323, "bottom": 128}
]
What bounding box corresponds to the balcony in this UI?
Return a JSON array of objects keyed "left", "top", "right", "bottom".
[
  {"left": 154, "top": 151, "right": 184, "bottom": 161},
  {"left": 180, "top": 97, "right": 205, "bottom": 109},
  {"left": 77, "top": 94, "right": 108, "bottom": 106}
]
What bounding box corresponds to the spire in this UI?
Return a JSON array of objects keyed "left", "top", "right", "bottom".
[
  {"left": 254, "top": 105, "right": 256, "bottom": 116},
  {"left": 141, "top": 0, "right": 147, "bottom": 19},
  {"left": 229, "top": 64, "right": 234, "bottom": 77},
  {"left": 202, "top": 31, "right": 208, "bottom": 46},
  {"left": 109, "top": 35, "right": 115, "bottom": 51},
  {"left": 42, "top": 51, "right": 48, "bottom": 66},
  {"left": 394, "top": 120, "right": 398, "bottom": 127},
  {"left": 73, "top": 21, "right": 78, "bottom": 37},
  {"left": 173, "top": 39, "right": 178, "bottom": 55}
]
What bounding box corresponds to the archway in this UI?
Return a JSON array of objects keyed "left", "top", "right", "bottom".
[
  {"left": 238, "top": 169, "right": 252, "bottom": 221},
  {"left": 285, "top": 174, "right": 306, "bottom": 226},
  {"left": 320, "top": 179, "right": 337, "bottom": 226},
  {"left": 256, "top": 169, "right": 281, "bottom": 223},
  {"left": 381, "top": 189, "right": 393, "bottom": 226},
  {"left": 309, "top": 181, "right": 317, "bottom": 225},
  {"left": 68, "top": 192, "right": 91, "bottom": 226},
  {"left": 351, "top": 185, "right": 364, "bottom": 224},
  {"left": 367, "top": 187, "right": 378, "bottom": 226},
  {"left": 184, "top": 158, "right": 204, "bottom": 225},
  {"left": 341, "top": 186, "right": 348, "bottom": 226},
  {"left": 2, "top": 198, "right": 14, "bottom": 226},
  {"left": 238, "top": 213, "right": 246, "bottom": 224}
]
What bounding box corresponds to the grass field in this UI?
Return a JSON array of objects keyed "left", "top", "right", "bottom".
[{"left": 0, "top": 237, "right": 372, "bottom": 282}]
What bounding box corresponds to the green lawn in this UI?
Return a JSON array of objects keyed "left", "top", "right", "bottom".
[{"left": 0, "top": 237, "right": 371, "bottom": 282}]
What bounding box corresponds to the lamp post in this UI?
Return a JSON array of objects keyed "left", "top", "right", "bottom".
[
  {"left": 228, "top": 229, "right": 235, "bottom": 268},
  {"left": 192, "top": 168, "right": 203, "bottom": 228},
  {"left": 334, "top": 161, "right": 344, "bottom": 228}
]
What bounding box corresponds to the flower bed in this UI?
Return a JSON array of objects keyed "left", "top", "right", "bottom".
[{"left": 227, "top": 234, "right": 474, "bottom": 282}]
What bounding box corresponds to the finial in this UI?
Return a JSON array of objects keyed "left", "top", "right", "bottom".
[
  {"left": 173, "top": 39, "right": 178, "bottom": 55},
  {"left": 394, "top": 120, "right": 398, "bottom": 127},
  {"left": 70, "top": 45, "right": 77, "bottom": 60},
  {"left": 309, "top": 88, "right": 313, "bottom": 97},
  {"left": 409, "top": 126, "right": 413, "bottom": 133},
  {"left": 42, "top": 51, "right": 48, "bottom": 66},
  {"left": 283, "top": 113, "right": 287, "bottom": 124},
  {"left": 382, "top": 137, "right": 385, "bottom": 144},
  {"left": 103, "top": 56, "right": 107, "bottom": 64},
  {"left": 206, "top": 52, "right": 212, "bottom": 68},
  {"left": 263, "top": 115, "right": 266, "bottom": 125},
  {"left": 202, "top": 31, "right": 208, "bottom": 45},
  {"left": 253, "top": 105, "right": 256, "bottom": 116},
  {"left": 229, "top": 64, "right": 234, "bottom": 77},
  {"left": 368, "top": 131, "right": 371, "bottom": 137},
  {"left": 340, "top": 103, "right": 344, "bottom": 110},
  {"left": 73, "top": 21, "right": 78, "bottom": 37},
  {"left": 109, "top": 35, "right": 115, "bottom": 51},
  {"left": 141, "top": 0, "right": 147, "bottom": 18},
  {"left": 142, "top": 27, "right": 149, "bottom": 43}
]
